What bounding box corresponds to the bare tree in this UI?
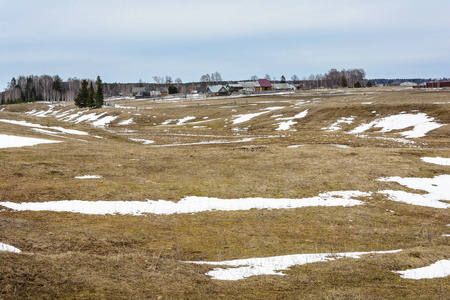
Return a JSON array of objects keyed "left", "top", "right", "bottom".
[
  {"left": 250, "top": 75, "right": 258, "bottom": 81},
  {"left": 264, "top": 74, "right": 271, "bottom": 80},
  {"left": 213, "top": 71, "right": 222, "bottom": 83}
]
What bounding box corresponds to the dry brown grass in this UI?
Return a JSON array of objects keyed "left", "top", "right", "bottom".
[{"left": 0, "top": 87, "right": 449, "bottom": 299}]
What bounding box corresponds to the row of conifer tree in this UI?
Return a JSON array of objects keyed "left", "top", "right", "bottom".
[{"left": 74, "top": 76, "right": 104, "bottom": 108}]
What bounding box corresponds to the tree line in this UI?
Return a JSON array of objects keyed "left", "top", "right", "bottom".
[
  {"left": 301, "top": 68, "right": 368, "bottom": 89},
  {"left": 1, "top": 75, "right": 70, "bottom": 104}
]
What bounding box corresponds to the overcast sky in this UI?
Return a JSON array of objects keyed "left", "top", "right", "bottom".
[{"left": 1, "top": 0, "right": 449, "bottom": 87}]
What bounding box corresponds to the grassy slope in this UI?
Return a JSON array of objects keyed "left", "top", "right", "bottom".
[{"left": 0, "top": 87, "right": 449, "bottom": 299}]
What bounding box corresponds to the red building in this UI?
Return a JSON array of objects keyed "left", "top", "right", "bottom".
[
  {"left": 256, "top": 79, "right": 272, "bottom": 91},
  {"left": 426, "top": 81, "right": 450, "bottom": 88}
]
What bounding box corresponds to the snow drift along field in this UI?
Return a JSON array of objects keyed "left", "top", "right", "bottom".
[
  {"left": 0, "top": 191, "right": 369, "bottom": 215},
  {"left": 186, "top": 250, "right": 402, "bottom": 280},
  {"left": 0, "top": 134, "right": 61, "bottom": 148}
]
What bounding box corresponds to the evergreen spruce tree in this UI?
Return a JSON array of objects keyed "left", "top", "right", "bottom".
[
  {"left": 168, "top": 85, "right": 178, "bottom": 94},
  {"left": 74, "top": 79, "right": 89, "bottom": 108},
  {"left": 354, "top": 81, "right": 362, "bottom": 88},
  {"left": 280, "top": 75, "right": 286, "bottom": 83},
  {"left": 340, "top": 74, "right": 348, "bottom": 87},
  {"left": 52, "top": 75, "right": 63, "bottom": 101},
  {"left": 94, "top": 76, "right": 104, "bottom": 108},
  {"left": 366, "top": 81, "right": 372, "bottom": 87},
  {"left": 87, "top": 82, "right": 94, "bottom": 108}
]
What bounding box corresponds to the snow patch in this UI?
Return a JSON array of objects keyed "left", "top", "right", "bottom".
[
  {"left": 350, "top": 113, "right": 443, "bottom": 138},
  {"left": 74, "top": 175, "right": 102, "bottom": 179},
  {"left": 130, "top": 138, "right": 155, "bottom": 145},
  {"left": 186, "top": 250, "right": 402, "bottom": 281},
  {"left": 275, "top": 110, "right": 309, "bottom": 131},
  {"left": 0, "top": 242, "right": 21, "bottom": 253},
  {"left": 377, "top": 175, "right": 450, "bottom": 209},
  {"left": 323, "top": 116, "right": 356, "bottom": 131},
  {"left": 0, "top": 134, "right": 61, "bottom": 148},
  {"left": 421, "top": 157, "right": 450, "bottom": 166},
  {"left": 232, "top": 107, "right": 284, "bottom": 124},
  {"left": 118, "top": 118, "right": 135, "bottom": 126},
  {"left": 0, "top": 191, "right": 370, "bottom": 216},
  {"left": 394, "top": 260, "right": 450, "bottom": 279},
  {"left": 0, "top": 119, "right": 88, "bottom": 135},
  {"left": 92, "top": 116, "right": 118, "bottom": 127}
]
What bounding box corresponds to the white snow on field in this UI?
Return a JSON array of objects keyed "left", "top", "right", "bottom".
[
  {"left": 0, "top": 119, "right": 89, "bottom": 135},
  {"left": 0, "top": 134, "right": 61, "bottom": 148},
  {"left": 275, "top": 110, "right": 309, "bottom": 131},
  {"left": 377, "top": 175, "right": 450, "bottom": 209},
  {"left": 394, "top": 260, "right": 450, "bottom": 280},
  {"left": 421, "top": 157, "right": 450, "bottom": 166},
  {"left": 276, "top": 120, "right": 296, "bottom": 131},
  {"left": 74, "top": 112, "right": 107, "bottom": 124},
  {"left": 0, "top": 191, "right": 370, "bottom": 216},
  {"left": 323, "top": 116, "right": 356, "bottom": 131},
  {"left": 161, "top": 119, "right": 176, "bottom": 125},
  {"left": 330, "top": 144, "right": 351, "bottom": 149},
  {"left": 130, "top": 138, "right": 155, "bottom": 145},
  {"left": 177, "top": 116, "right": 196, "bottom": 125},
  {"left": 118, "top": 118, "right": 135, "bottom": 125},
  {"left": 186, "top": 249, "right": 402, "bottom": 281},
  {"left": 350, "top": 113, "right": 443, "bottom": 138},
  {"left": 74, "top": 175, "right": 102, "bottom": 179},
  {"left": 92, "top": 116, "right": 118, "bottom": 127},
  {"left": 0, "top": 242, "right": 21, "bottom": 253},
  {"left": 160, "top": 116, "right": 196, "bottom": 126},
  {"left": 287, "top": 145, "right": 305, "bottom": 148},
  {"left": 232, "top": 107, "right": 284, "bottom": 124},
  {"left": 60, "top": 111, "right": 86, "bottom": 122}
]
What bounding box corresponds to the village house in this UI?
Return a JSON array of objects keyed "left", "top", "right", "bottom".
[
  {"left": 238, "top": 81, "right": 257, "bottom": 91},
  {"left": 255, "top": 79, "right": 272, "bottom": 91},
  {"left": 225, "top": 83, "right": 244, "bottom": 93},
  {"left": 272, "top": 83, "right": 296, "bottom": 91},
  {"left": 207, "top": 85, "right": 229, "bottom": 96}
]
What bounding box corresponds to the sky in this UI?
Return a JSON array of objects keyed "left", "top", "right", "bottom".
[{"left": 1, "top": 0, "right": 449, "bottom": 88}]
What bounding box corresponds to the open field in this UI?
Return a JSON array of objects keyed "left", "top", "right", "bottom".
[{"left": 1, "top": 87, "right": 449, "bottom": 299}]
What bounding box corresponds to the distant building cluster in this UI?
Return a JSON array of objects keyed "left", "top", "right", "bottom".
[
  {"left": 413, "top": 81, "right": 450, "bottom": 89},
  {"left": 206, "top": 79, "right": 296, "bottom": 96}
]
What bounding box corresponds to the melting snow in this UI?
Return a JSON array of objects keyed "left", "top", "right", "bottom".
[
  {"left": 177, "top": 116, "right": 196, "bottom": 125},
  {"left": 421, "top": 157, "right": 450, "bottom": 166},
  {"left": 330, "top": 144, "right": 351, "bottom": 149},
  {"left": 74, "top": 175, "right": 102, "bottom": 179},
  {"left": 323, "top": 116, "right": 356, "bottom": 131},
  {"left": 92, "top": 116, "right": 118, "bottom": 127},
  {"left": 186, "top": 250, "right": 402, "bottom": 280},
  {"left": 0, "top": 191, "right": 370, "bottom": 216},
  {"left": 377, "top": 175, "right": 450, "bottom": 209},
  {"left": 394, "top": 260, "right": 450, "bottom": 280},
  {"left": 130, "top": 138, "right": 155, "bottom": 145},
  {"left": 350, "top": 113, "right": 443, "bottom": 138},
  {"left": 0, "top": 134, "right": 61, "bottom": 148},
  {"left": 0, "top": 119, "right": 88, "bottom": 135},
  {"left": 275, "top": 110, "right": 309, "bottom": 131},
  {"left": 233, "top": 107, "right": 284, "bottom": 124},
  {"left": 0, "top": 242, "right": 21, "bottom": 253},
  {"left": 287, "top": 145, "right": 305, "bottom": 148}
]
